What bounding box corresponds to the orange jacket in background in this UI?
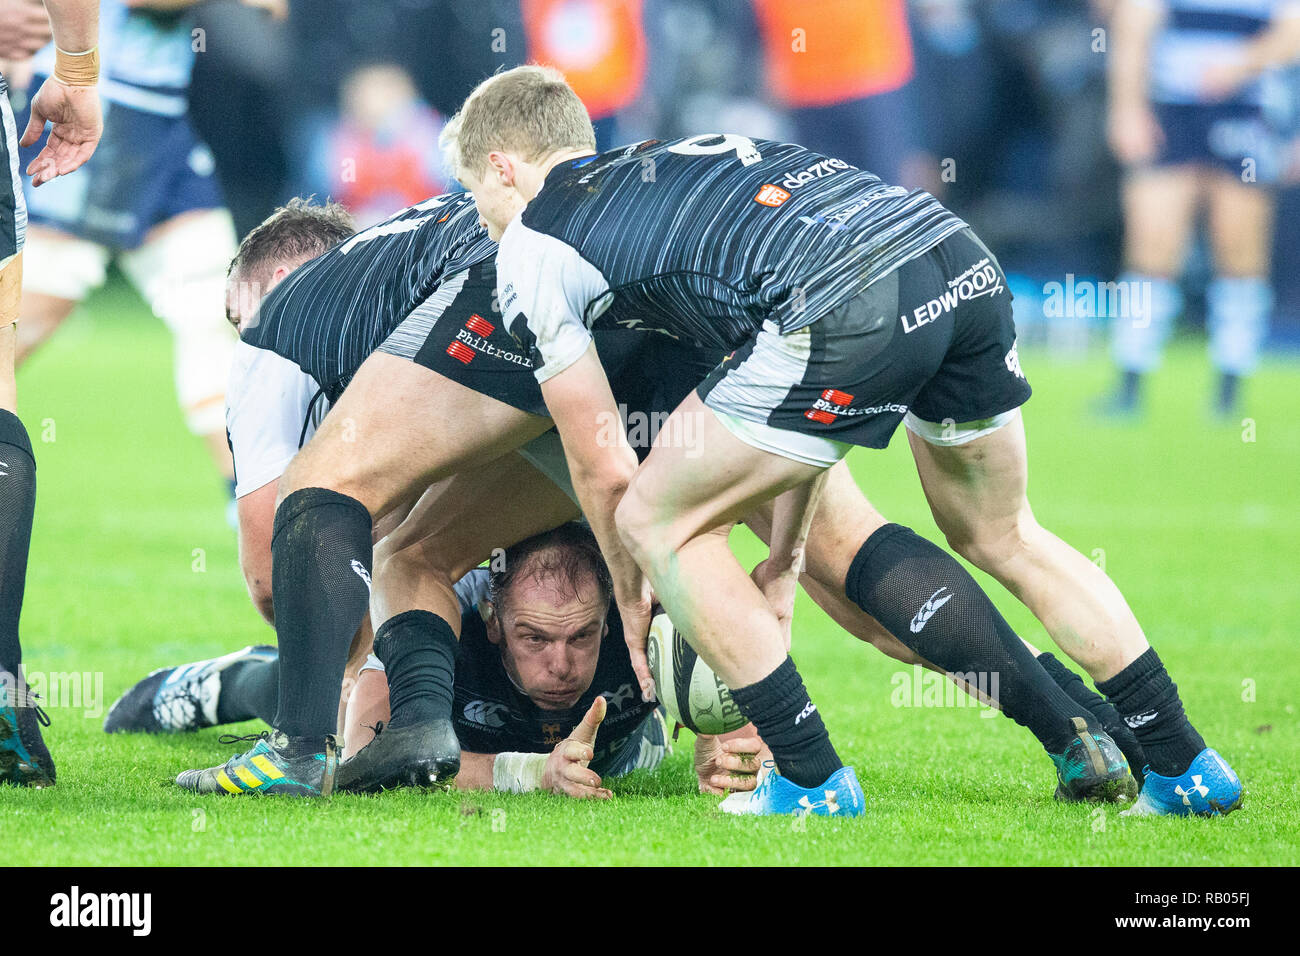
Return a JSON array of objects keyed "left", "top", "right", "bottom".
[
  {"left": 522, "top": 0, "right": 647, "bottom": 121},
  {"left": 753, "top": 0, "right": 914, "bottom": 108}
]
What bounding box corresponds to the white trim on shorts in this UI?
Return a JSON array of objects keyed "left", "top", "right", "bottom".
[
  {"left": 903, "top": 408, "right": 1020, "bottom": 446},
  {"left": 711, "top": 407, "right": 852, "bottom": 468},
  {"left": 703, "top": 319, "right": 852, "bottom": 468}
]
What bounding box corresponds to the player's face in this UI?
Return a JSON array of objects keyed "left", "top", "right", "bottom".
[
  {"left": 461, "top": 156, "right": 525, "bottom": 241},
  {"left": 491, "top": 573, "right": 608, "bottom": 711},
  {"left": 224, "top": 263, "right": 296, "bottom": 333}
]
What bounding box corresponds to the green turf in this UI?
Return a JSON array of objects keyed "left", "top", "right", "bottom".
[{"left": 4, "top": 276, "right": 1297, "bottom": 865}]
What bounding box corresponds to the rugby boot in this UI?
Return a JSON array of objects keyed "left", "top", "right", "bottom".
[
  {"left": 104, "top": 645, "right": 276, "bottom": 733},
  {"left": 336, "top": 717, "right": 460, "bottom": 793},
  {"left": 175, "top": 730, "right": 337, "bottom": 797},
  {"left": 1051, "top": 716, "right": 1138, "bottom": 803},
  {"left": 719, "top": 762, "right": 864, "bottom": 817},
  {"left": 1122, "top": 748, "right": 1243, "bottom": 817}
]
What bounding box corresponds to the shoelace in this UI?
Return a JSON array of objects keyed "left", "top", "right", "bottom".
[
  {"left": 218, "top": 731, "right": 270, "bottom": 746},
  {"left": 366, "top": 721, "right": 386, "bottom": 738},
  {"left": 2, "top": 682, "right": 50, "bottom": 723}
]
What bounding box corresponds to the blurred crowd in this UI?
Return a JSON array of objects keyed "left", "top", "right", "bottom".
[{"left": 4, "top": 0, "right": 1299, "bottom": 374}]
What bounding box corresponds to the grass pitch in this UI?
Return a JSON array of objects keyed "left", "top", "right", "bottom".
[{"left": 4, "top": 276, "right": 1297, "bottom": 866}]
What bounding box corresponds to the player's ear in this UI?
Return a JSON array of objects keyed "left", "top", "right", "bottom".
[
  {"left": 483, "top": 600, "right": 503, "bottom": 645},
  {"left": 487, "top": 150, "right": 514, "bottom": 186}
]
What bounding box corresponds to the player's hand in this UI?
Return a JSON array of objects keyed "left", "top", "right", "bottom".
[
  {"left": 1199, "top": 60, "right": 1251, "bottom": 102},
  {"left": 239, "top": 0, "right": 289, "bottom": 20},
  {"left": 751, "top": 555, "right": 800, "bottom": 652},
  {"left": 1107, "top": 102, "right": 1162, "bottom": 167},
  {"left": 0, "top": 0, "right": 51, "bottom": 60},
  {"left": 619, "top": 583, "right": 655, "bottom": 702},
  {"left": 541, "top": 695, "right": 612, "bottom": 799},
  {"left": 20, "top": 76, "right": 102, "bottom": 186},
  {"left": 694, "top": 724, "right": 770, "bottom": 795}
]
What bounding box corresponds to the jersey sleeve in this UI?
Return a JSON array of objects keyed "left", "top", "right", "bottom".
[
  {"left": 453, "top": 568, "right": 491, "bottom": 615},
  {"left": 226, "top": 340, "right": 326, "bottom": 498},
  {"left": 496, "top": 216, "right": 611, "bottom": 384}
]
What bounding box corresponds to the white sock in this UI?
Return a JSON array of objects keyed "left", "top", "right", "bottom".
[
  {"left": 1208, "top": 276, "right": 1272, "bottom": 376},
  {"left": 1111, "top": 273, "right": 1181, "bottom": 374}
]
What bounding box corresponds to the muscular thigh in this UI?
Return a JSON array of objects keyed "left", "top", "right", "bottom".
[
  {"left": 1121, "top": 167, "right": 1200, "bottom": 275},
  {"left": 1206, "top": 173, "right": 1275, "bottom": 276},
  {"left": 742, "top": 459, "right": 887, "bottom": 588},
  {"left": 906, "top": 409, "right": 1029, "bottom": 546},
  {"left": 281, "top": 350, "right": 551, "bottom": 515},
  {"left": 625, "top": 391, "right": 824, "bottom": 550},
  {"left": 370, "top": 450, "right": 579, "bottom": 623}
]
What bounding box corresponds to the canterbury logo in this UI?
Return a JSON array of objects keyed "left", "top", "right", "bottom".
[
  {"left": 350, "top": 560, "right": 372, "bottom": 591},
  {"left": 910, "top": 587, "right": 953, "bottom": 633},
  {"left": 794, "top": 700, "right": 817, "bottom": 725},
  {"left": 1125, "top": 710, "right": 1157, "bottom": 729}
]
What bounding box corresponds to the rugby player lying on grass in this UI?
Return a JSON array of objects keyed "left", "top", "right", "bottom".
[
  {"left": 107, "top": 523, "right": 769, "bottom": 798},
  {"left": 168, "top": 196, "right": 1146, "bottom": 801}
]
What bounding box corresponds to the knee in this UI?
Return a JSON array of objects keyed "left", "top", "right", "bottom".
[
  {"left": 278, "top": 453, "right": 376, "bottom": 516},
  {"left": 943, "top": 518, "right": 1036, "bottom": 578}
]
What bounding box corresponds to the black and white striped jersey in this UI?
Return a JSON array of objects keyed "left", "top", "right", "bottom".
[
  {"left": 496, "top": 134, "right": 967, "bottom": 383},
  {"left": 241, "top": 192, "right": 495, "bottom": 401}
]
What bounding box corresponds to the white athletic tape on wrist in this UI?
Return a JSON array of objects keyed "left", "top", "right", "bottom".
[{"left": 492, "top": 751, "right": 548, "bottom": 793}]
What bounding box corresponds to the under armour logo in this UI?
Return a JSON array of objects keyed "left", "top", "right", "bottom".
[
  {"left": 1175, "top": 775, "right": 1209, "bottom": 807},
  {"left": 797, "top": 789, "right": 840, "bottom": 815},
  {"left": 350, "top": 559, "right": 372, "bottom": 591},
  {"left": 910, "top": 587, "right": 953, "bottom": 633}
]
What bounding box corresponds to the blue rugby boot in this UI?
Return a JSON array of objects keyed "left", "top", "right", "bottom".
[
  {"left": 1051, "top": 717, "right": 1139, "bottom": 803},
  {"left": 175, "top": 731, "right": 338, "bottom": 797},
  {"left": 719, "top": 762, "right": 864, "bottom": 817},
  {"left": 1122, "top": 748, "right": 1243, "bottom": 817},
  {"left": 104, "top": 644, "right": 277, "bottom": 734},
  {"left": 0, "top": 677, "right": 55, "bottom": 787}
]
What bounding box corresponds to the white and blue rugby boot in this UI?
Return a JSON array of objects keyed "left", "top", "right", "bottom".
[
  {"left": 1121, "top": 748, "right": 1243, "bottom": 817},
  {"left": 103, "top": 645, "right": 277, "bottom": 734},
  {"left": 720, "top": 762, "right": 864, "bottom": 817}
]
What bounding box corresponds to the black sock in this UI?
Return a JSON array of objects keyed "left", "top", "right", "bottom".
[
  {"left": 217, "top": 657, "right": 280, "bottom": 725},
  {"left": 729, "top": 656, "right": 842, "bottom": 789},
  {"left": 1120, "top": 369, "right": 1141, "bottom": 406},
  {"left": 845, "top": 524, "right": 1089, "bottom": 754},
  {"left": 270, "top": 488, "right": 373, "bottom": 752},
  {"left": 1095, "top": 647, "right": 1205, "bottom": 777},
  {"left": 1217, "top": 372, "right": 1239, "bottom": 412},
  {"left": 0, "top": 410, "right": 35, "bottom": 680},
  {"left": 374, "top": 610, "right": 458, "bottom": 729},
  {"left": 1036, "top": 650, "right": 1146, "bottom": 781}
]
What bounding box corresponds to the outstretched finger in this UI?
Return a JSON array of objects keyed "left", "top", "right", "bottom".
[{"left": 569, "top": 695, "right": 606, "bottom": 748}]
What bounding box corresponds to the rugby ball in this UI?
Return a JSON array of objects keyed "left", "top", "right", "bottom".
[{"left": 646, "top": 611, "right": 748, "bottom": 735}]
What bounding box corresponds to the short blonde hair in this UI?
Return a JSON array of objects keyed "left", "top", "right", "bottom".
[{"left": 451, "top": 65, "right": 596, "bottom": 180}]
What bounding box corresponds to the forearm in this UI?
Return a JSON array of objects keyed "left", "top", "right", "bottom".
[
  {"left": 1109, "top": 0, "right": 1162, "bottom": 109},
  {"left": 766, "top": 471, "right": 828, "bottom": 573},
  {"left": 456, "top": 750, "right": 549, "bottom": 792},
  {"left": 455, "top": 752, "right": 498, "bottom": 791},
  {"left": 570, "top": 447, "right": 645, "bottom": 608},
  {"left": 1237, "top": 12, "right": 1300, "bottom": 76},
  {"left": 43, "top": 0, "right": 98, "bottom": 52}
]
